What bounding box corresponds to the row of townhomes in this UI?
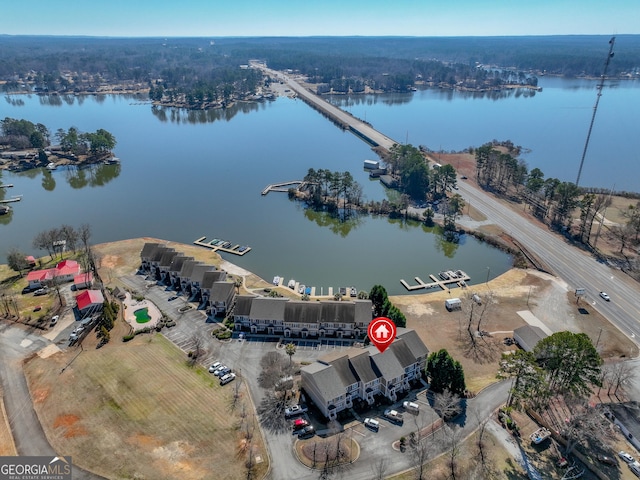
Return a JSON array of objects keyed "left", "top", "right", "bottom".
[
  {"left": 139, "top": 242, "right": 235, "bottom": 316},
  {"left": 301, "top": 328, "right": 429, "bottom": 420},
  {"left": 233, "top": 295, "right": 373, "bottom": 339}
]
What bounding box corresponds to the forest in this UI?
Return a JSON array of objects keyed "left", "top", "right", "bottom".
[{"left": 1, "top": 35, "right": 638, "bottom": 106}]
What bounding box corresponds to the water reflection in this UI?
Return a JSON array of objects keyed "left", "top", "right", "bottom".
[
  {"left": 151, "top": 101, "right": 262, "bottom": 124},
  {"left": 41, "top": 171, "right": 56, "bottom": 191},
  {"left": 63, "top": 163, "right": 121, "bottom": 190},
  {"left": 4, "top": 96, "right": 25, "bottom": 106},
  {"left": 302, "top": 207, "right": 364, "bottom": 237}
]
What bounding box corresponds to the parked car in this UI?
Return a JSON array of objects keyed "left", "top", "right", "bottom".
[
  {"left": 69, "top": 333, "right": 79, "bottom": 341},
  {"left": 72, "top": 326, "right": 85, "bottom": 335},
  {"left": 619, "top": 451, "right": 635, "bottom": 463},
  {"left": 22, "top": 286, "right": 35, "bottom": 294},
  {"left": 599, "top": 291, "right": 611, "bottom": 301},
  {"left": 220, "top": 373, "right": 236, "bottom": 385},
  {"left": 298, "top": 425, "right": 315, "bottom": 439},
  {"left": 33, "top": 305, "right": 42, "bottom": 312},
  {"left": 33, "top": 288, "right": 49, "bottom": 296},
  {"left": 80, "top": 317, "right": 93, "bottom": 326},
  {"left": 364, "top": 418, "right": 380, "bottom": 432},
  {"left": 285, "top": 404, "right": 308, "bottom": 417},
  {"left": 403, "top": 401, "right": 420, "bottom": 414},
  {"left": 596, "top": 454, "right": 617, "bottom": 466},
  {"left": 293, "top": 418, "right": 309, "bottom": 430},
  {"left": 208, "top": 362, "right": 222, "bottom": 373},
  {"left": 214, "top": 366, "right": 230, "bottom": 377},
  {"left": 50, "top": 315, "right": 59, "bottom": 327},
  {"left": 460, "top": 175, "right": 468, "bottom": 180},
  {"left": 168, "top": 296, "right": 178, "bottom": 301}
]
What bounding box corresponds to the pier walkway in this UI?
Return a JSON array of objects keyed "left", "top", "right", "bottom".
[
  {"left": 194, "top": 237, "right": 251, "bottom": 256},
  {"left": 400, "top": 270, "right": 470, "bottom": 292},
  {"left": 262, "top": 180, "right": 307, "bottom": 195}
]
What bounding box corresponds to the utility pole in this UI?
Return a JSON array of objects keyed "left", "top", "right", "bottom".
[{"left": 575, "top": 37, "right": 615, "bottom": 187}]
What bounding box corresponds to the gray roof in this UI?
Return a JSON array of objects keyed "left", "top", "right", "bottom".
[
  {"left": 150, "top": 246, "right": 174, "bottom": 263},
  {"left": 347, "top": 350, "right": 380, "bottom": 384},
  {"left": 320, "top": 301, "right": 355, "bottom": 324},
  {"left": 354, "top": 300, "right": 372, "bottom": 323},
  {"left": 169, "top": 256, "right": 192, "bottom": 274},
  {"left": 330, "top": 354, "right": 359, "bottom": 387},
  {"left": 190, "top": 264, "right": 216, "bottom": 284},
  {"left": 396, "top": 328, "right": 429, "bottom": 359},
  {"left": 250, "top": 297, "right": 288, "bottom": 321},
  {"left": 302, "top": 363, "right": 346, "bottom": 404},
  {"left": 234, "top": 295, "right": 255, "bottom": 317},
  {"left": 284, "top": 301, "right": 322, "bottom": 324},
  {"left": 140, "top": 242, "right": 162, "bottom": 260},
  {"left": 201, "top": 270, "right": 228, "bottom": 289},
  {"left": 369, "top": 347, "right": 405, "bottom": 380},
  {"left": 210, "top": 282, "right": 235, "bottom": 303},
  {"left": 179, "top": 260, "right": 202, "bottom": 279},
  {"left": 387, "top": 339, "right": 416, "bottom": 369},
  {"left": 159, "top": 251, "right": 179, "bottom": 269},
  {"left": 514, "top": 325, "right": 547, "bottom": 352}
]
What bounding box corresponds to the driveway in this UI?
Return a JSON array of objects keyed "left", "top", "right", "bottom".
[{"left": 0, "top": 321, "right": 104, "bottom": 479}]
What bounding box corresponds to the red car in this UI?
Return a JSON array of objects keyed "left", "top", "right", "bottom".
[
  {"left": 293, "top": 418, "right": 309, "bottom": 430},
  {"left": 33, "top": 305, "right": 42, "bottom": 312}
]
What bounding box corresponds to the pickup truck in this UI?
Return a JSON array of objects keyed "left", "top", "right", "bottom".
[{"left": 384, "top": 409, "right": 404, "bottom": 425}]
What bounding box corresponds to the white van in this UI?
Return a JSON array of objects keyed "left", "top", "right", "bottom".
[
  {"left": 630, "top": 461, "right": 640, "bottom": 478},
  {"left": 403, "top": 401, "right": 420, "bottom": 414}
]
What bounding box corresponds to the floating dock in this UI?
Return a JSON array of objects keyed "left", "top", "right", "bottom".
[
  {"left": 262, "top": 180, "right": 307, "bottom": 195},
  {"left": 0, "top": 195, "right": 22, "bottom": 204},
  {"left": 194, "top": 237, "right": 251, "bottom": 256},
  {"left": 400, "top": 270, "right": 470, "bottom": 292}
]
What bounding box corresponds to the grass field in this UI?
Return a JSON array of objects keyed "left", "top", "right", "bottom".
[{"left": 24, "top": 333, "right": 267, "bottom": 480}]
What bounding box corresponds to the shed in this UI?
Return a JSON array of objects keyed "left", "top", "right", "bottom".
[
  {"left": 445, "top": 298, "right": 462, "bottom": 311},
  {"left": 513, "top": 325, "right": 547, "bottom": 352}
]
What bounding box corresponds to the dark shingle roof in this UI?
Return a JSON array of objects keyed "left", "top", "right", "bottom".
[
  {"left": 210, "top": 282, "right": 235, "bottom": 303},
  {"left": 190, "top": 264, "right": 216, "bottom": 284},
  {"left": 179, "top": 260, "right": 202, "bottom": 279},
  {"left": 169, "top": 256, "right": 192, "bottom": 274},
  {"left": 201, "top": 270, "right": 228, "bottom": 289},
  {"left": 607, "top": 402, "right": 640, "bottom": 441},
  {"left": 284, "top": 302, "right": 322, "bottom": 324},
  {"left": 302, "top": 363, "right": 346, "bottom": 403},
  {"left": 151, "top": 246, "right": 174, "bottom": 262},
  {"left": 159, "top": 251, "right": 179, "bottom": 268},
  {"left": 140, "top": 242, "right": 162, "bottom": 259},
  {"left": 370, "top": 347, "right": 405, "bottom": 379},
  {"left": 348, "top": 350, "right": 380, "bottom": 384},
  {"left": 250, "top": 297, "right": 288, "bottom": 320},
  {"left": 396, "top": 328, "right": 429, "bottom": 359},
  {"left": 234, "top": 296, "right": 255, "bottom": 316},
  {"left": 320, "top": 302, "right": 355, "bottom": 324},
  {"left": 387, "top": 339, "right": 416, "bottom": 369}
]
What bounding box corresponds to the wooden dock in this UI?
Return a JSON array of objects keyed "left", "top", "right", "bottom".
[
  {"left": 0, "top": 195, "right": 22, "bottom": 204},
  {"left": 194, "top": 237, "right": 251, "bottom": 256},
  {"left": 400, "top": 270, "right": 470, "bottom": 292},
  {"left": 262, "top": 180, "right": 307, "bottom": 195}
]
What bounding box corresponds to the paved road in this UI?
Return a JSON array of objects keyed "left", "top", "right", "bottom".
[
  {"left": 456, "top": 179, "right": 640, "bottom": 346},
  {"left": 0, "top": 321, "right": 104, "bottom": 479},
  {"left": 264, "top": 65, "right": 640, "bottom": 348}
]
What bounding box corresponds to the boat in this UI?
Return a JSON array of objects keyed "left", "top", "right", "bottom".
[
  {"left": 339, "top": 287, "right": 347, "bottom": 296},
  {"left": 439, "top": 271, "right": 450, "bottom": 280},
  {"left": 209, "top": 238, "right": 220, "bottom": 245},
  {"left": 222, "top": 242, "right": 232, "bottom": 248},
  {"left": 105, "top": 156, "right": 120, "bottom": 164},
  {"left": 298, "top": 284, "right": 306, "bottom": 294},
  {"left": 530, "top": 427, "right": 551, "bottom": 445},
  {"left": 288, "top": 279, "right": 295, "bottom": 289},
  {"left": 238, "top": 245, "right": 248, "bottom": 252},
  {"left": 273, "top": 276, "right": 280, "bottom": 286},
  {"left": 350, "top": 286, "right": 357, "bottom": 297},
  {"left": 305, "top": 286, "right": 311, "bottom": 295},
  {"left": 46, "top": 162, "right": 57, "bottom": 170}
]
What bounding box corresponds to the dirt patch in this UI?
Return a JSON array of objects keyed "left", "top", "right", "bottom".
[
  {"left": 391, "top": 268, "right": 637, "bottom": 393},
  {"left": 297, "top": 436, "right": 359, "bottom": 468},
  {"left": 32, "top": 387, "right": 50, "bottom": 403},
  {"left": 24, "top": 334, "right": 268, "bottom": 480}
]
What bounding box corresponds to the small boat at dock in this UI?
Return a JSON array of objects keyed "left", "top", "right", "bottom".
[
  {"left": 288, "top": 279, "right": 296, "bottom": 289},
  {"left": 46, "top": 162, "right": 57, "bottom": 170}
]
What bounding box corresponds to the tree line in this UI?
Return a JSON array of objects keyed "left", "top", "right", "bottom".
[{"left": 474, "top": 142, "right": 640, "bottom": 256}]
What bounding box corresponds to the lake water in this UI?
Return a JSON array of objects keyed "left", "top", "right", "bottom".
[{"left": 1, "top": 77, "right": 637, "bottom": 294}]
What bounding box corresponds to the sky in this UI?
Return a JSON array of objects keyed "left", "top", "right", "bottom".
[{"left": 2, "top": 0, "right": 639, "bottom": 37}]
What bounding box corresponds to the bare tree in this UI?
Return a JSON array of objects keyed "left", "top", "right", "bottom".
[
  {"left": 558, "top": 395, "right": 613, "bottom": 455},
  {"left": 187, "top": 334, "right": 207, "bottom": 367},
  {"left": 433, "top": 389, "right": 462, "bottom": 422},
  {"left": 605, "top": 361, "right": 635, "bottom": 398},
  {"left": 410, "top": 435, "right": 432, "bottom": 480},
  {"left": 458, "top": 291, "right": 499, "bottom": 363},
  {"left": 444, "top": 424, "right": 464, "bottom": 480},
  {"left": 258, "top": 351, "right": 288, "bottom": 389},
  {"left": 370, "top": 456, "right": 389, "bottom": 480},
  {"left": 257, "top": 391, "right": 288, "bottom": 433}
]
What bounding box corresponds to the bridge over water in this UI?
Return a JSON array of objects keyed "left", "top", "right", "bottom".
[{"left": 255, "top": 64, "right": 399, "bottom": 152}]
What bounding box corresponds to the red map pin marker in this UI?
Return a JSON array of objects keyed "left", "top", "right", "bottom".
[{"left": 368, "top": 317, "right": 397, "bottom": 354}]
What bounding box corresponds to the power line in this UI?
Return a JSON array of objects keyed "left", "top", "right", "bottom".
[{"left": 575, "top": 36, "right": 616, "bottom": 187}]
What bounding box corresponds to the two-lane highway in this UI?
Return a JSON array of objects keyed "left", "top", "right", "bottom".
[{"left": 261, "top": 64, "right": 640, "bottom": 344}]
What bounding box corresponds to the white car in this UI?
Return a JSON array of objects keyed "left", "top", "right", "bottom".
[
  {"left": 208, "top": 362, "right": 221, "bottom": 373},
  {"left": 364, "top": 418, "right": 380, "bottom": 432},
  {"left": 619, "top": 451, "right": 635, "bottom": 463},
  {"left": 284, "top": 405, "right": 308, "bottom": 417},
  {"left": 220, "top": 373, "right": 236, "bottom": 385},
  {"left": 599, "top": 291, "right": 611, "bottom": 301},
  {"left": 50, "top": 315, "right": 59, "bottom": 327}
]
